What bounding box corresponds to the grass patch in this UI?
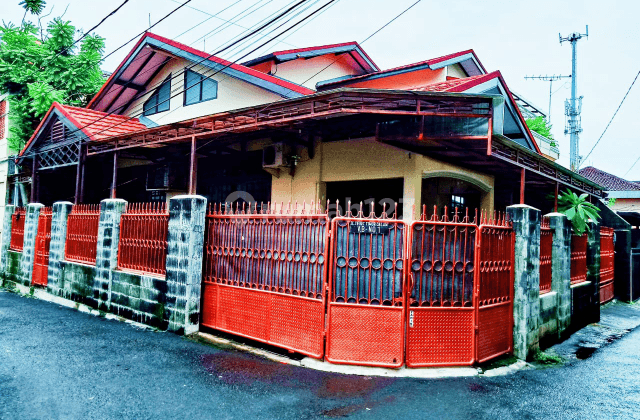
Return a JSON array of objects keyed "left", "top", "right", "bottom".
[{"left": 532, "top": 349, "right": 564, "bottom": 366}]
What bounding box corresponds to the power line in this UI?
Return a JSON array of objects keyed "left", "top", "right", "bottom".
[
  {"left": 581, "top": 69, "right": 640, "bottom": 168},
  {"left": 300, "top": 0, "right": 422, "bottom": 86}
]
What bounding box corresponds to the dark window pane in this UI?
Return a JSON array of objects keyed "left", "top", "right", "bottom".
[
  {"left": 185, "top": 70, "right": 201, "bottom": 106},
  {"left": 202, "top": 78, "right": 217, "bottom": 101},
  {"left": 143, "top": 94, "right": 157, "bottom": 116},
  {"left": 157, "top": 80, "right": 170, "bottom": 112}
]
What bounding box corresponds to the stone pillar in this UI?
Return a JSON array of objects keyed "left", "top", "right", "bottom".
[
  {"left": 507, "top": 204, "right": 541, "bottom": 360},
  {"left": 586, "top": 221, "right": 601, "bottom": 323},
  {"left": 91, "top": 199, "right": 127, "bottom": 310},
  {"left": 19, "top": 203, "right": 43, "bottom": 286},
  {"left": 165, "top": 195, "right": 207, "bottom": 334},
  {"left": 546, "top": 212, "right": 572, "bottom": 338},
  {"left": 0, "top": 204, "right": 15, "bottom": 273},
  {"left": 47, "top": 202, "right": 73, "bottom": 296}
]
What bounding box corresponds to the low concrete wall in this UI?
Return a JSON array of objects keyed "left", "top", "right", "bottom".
[
  {"left": 111, "top": 270, "right": 168, "bottom": 329},
  {"left": 538, "top": 291, "right": 558, "bottom": 347},
  {"left": 54, "top": 260, "right": 97, "bottom": 305},
  {"left": 571, "top": 281, "right": 594, "bottom": 331},
  {"left": 1, "top": 250, "right": 22, "bottom": 286}
]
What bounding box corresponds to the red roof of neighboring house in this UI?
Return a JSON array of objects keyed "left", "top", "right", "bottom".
[
  {"left": 578, "top": 167, "right": 640, "bottom": 191},
  {"left": 19, "top": 102, "right": 147, "bottom": 156}
]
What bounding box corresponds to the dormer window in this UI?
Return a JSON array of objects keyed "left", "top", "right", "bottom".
[
  {"left": 184, "top": 69, "right": 217, "bottom": 106},
  {"left": 143, "top": 76, "right": 171, "bottom": 116}
]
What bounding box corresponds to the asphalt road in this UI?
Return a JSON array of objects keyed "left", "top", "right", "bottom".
[{"left": 1, "top": 289, "right": 639, "bottom": 420}]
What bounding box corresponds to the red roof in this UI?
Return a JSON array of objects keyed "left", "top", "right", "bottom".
[
  {"left": 578, "top": 167, "right": 640, "bottom": 191},
  {"left": 406, "top": 74, "right": 488, "bottom": 92},
  {"left": 19, "top": 102, "right": 147, "bottom": 156}
]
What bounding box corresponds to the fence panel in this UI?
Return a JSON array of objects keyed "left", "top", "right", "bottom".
[
  {"left": 118, "top": 203, "right": 169, "bottom": 276},
  {"left": 9, "top": 207, "right": 26, "bottom": 251},
  {"left": 32, "top": 207, "right": 52, "bottom": 287},
  {"left": 326, "top": 205, "right": 405, "bottom": 368},
  {"left": 475, "top": 214, "right": 514, "bottom": 364},
  {"left": 539, "top": 218, "right": 553, "bottom": 294},
  {"left": 201, "top": 203, "right": 329, "bottom": 359},
  {"left": 65, "top": 204, "right": 100, "bottom": 265},
  {"left": 600, "top": 227, "right": 615, "bottom": 304},
  {"left": 570, "top": 234, "right": 588, "bottom": 285},
  {"left": 406, "top": 207, "right": 477, "bottom": 367}
]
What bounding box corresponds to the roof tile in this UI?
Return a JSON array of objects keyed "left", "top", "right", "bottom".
[{"left": 578, "top": 166, "right": 640, "bottom": 191}]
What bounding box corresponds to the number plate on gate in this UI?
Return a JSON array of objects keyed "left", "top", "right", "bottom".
[{"left": 350, "top": 222, "right": 391, "bottom": 235}]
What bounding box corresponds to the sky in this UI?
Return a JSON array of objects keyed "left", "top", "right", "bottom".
[{"left": 2, "top": 0, "right": 639, "bottom": 179}]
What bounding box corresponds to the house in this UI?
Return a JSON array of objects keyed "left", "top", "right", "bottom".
[
  {"left": 15, "top": 32, "right": 604, "bottom": 219},
  {"left": 579, "top": 166, "right": 640, "bottom": 212}
]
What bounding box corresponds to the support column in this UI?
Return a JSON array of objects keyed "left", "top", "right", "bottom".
[
  {"left": 19, "top": 203, "right": 43, "bottom": 286},
  {"left": 507, "top": 204, "right": 541, "bottom": 360},
  {"left": 0, "top": 204, "right": 15, "bottom": 274},
  {"left": 520, "top": 168, "right": 525, "bottom": 204},
  {"left": 546, "top": 212, "right": 572, "bottom": 338},
  {"left": 31, "top": 158, "right": 38, "bottom": 203},
  {"left": 91, "top": 198, "right": 127, "bottom": 310},
  {"left": 586, "top": 221, "right": 601, "bottom": 323},
  {"left": 46, "top": 201, "right": 73, "bottom": 296},
  {"left": 165, "top": 195, "right": 207, "bottom": 334},
  {"left": 110, "top": 151, "right": 118, "bottom": 199},
  {"left": 188, "top": 136, "right": 197, "bottom": 195}
]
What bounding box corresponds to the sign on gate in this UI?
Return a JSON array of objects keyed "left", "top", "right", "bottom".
[
  {"left": 32, "top": 208, "right": 53, "bottom": 287},
  {"left": 326, "top": 211, "right": 406, "bottom": 368}
]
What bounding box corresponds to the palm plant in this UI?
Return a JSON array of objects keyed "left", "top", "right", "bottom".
[{"left": 557, "top": 189, "right": 601, "bottom": 235}]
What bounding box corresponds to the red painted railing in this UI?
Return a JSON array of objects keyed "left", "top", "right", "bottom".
[
  {"left": 570, "top": 233, "right": 588, "bottom": 285},
  {"left": 539, "top": 218, "right": 553, "bottom": 294},
  {"left": 9, "top": 207, "right": 26, "bottom": 251},
  {"left": 32, "top": 207, "right": 52, "bottom": 287},
  {"left": 201, "top": 202, "right": 329, "bottom": 358},
  {"left": 600, "top": 227, "right": 615, "bottom": 304},
  {"left": 118, "top": 203, "right": 169, "bottom": 276},
  {"left": 65, "top": 204, "right": 100, "bottom": 265}
]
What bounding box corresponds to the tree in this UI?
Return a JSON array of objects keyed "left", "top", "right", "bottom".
[
  {"left": 0, "top": 0, "right": 105, "bottom": 152},
  {"left": 526, "top": 116, "right": 555, "bottom": 147},
  {"left": 557, "top": 189, "right": 601, "bottom": 235}
]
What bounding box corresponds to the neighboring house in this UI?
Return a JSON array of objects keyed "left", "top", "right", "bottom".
[
  {"left": 16, "top": 32, "right": 603, "bottom": 217},
  {"left": 579, "top": 166, "right": 640, "bottom": 212},
  {"left": 511, "top": 91, "right": 559, "bottom": 161}
]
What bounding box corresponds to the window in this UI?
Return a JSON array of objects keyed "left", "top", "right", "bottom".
[
  {"left": 143, "top": 77, "right": 171, "bottom": 116},
  {"left": 184, "top": 69, "right": 217, "bottom": 106}
]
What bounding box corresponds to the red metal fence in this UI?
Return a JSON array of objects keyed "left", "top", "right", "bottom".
[
  {"left": 118, "top": 203, "right": 169, "bottom": 276},
  {"left": 201, "top": 202, "right": 329, "bottom": 358},
  {"left": 9, "top": 207, "right": 26, "bottom": 251},
  {"left": 32, "top": 207, "right": 52, "bottom": 287},
  {"left": 65, "top": 204, "right": 100, "bottom": 265},
  {"left": 539, "top": 218, "right": 553, "bottom": 294},
  {"left": 600, "top": 227, "right": 615, "bottom": 304},
  {"left": 570, "top": 234, "right": 588, "bottom": 285}
]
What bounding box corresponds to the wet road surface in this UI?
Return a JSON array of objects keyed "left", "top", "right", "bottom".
[{"left": 1, "top": 290, "right": 639, "bottom": 420}]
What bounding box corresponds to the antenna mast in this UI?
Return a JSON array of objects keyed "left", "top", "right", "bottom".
[
  {"left": 560, "top": 25, "right": 588, "bottom": 172},
  {"left": 524, "top": 74, "right": 571, "bottom": 124}
]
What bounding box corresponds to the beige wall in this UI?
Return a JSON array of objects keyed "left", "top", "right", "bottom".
[
  {"left": 446, "top": 63, "right": 468, "bottom": 79},
  {"left": 611, "top": 198, "right": 640, "bottom": 212},
  {"left": 272, "top": 55, "right": 365, "bottom": 89},
  {"left": 270, "top": 137, "right": 494, "bottom": 220},
  {"left": 124, "top": 58, "right": 283, "bottom": 125}
]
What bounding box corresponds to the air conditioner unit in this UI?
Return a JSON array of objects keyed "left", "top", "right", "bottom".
[{"left": 262, "top": 143, "right": 288, "bottom": 169}]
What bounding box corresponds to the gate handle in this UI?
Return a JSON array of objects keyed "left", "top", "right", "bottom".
[{"left": 408, "top": 273, "right": 415, "bottom": 295}]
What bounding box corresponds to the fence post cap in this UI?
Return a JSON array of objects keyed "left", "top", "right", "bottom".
[
  {"left": 543, "top": 212, "right": 567, "bottom": 218},
  {"left": 506, "top": 204, "right": 540, "bottom": 211},
  {"left": 100, "top": 198, "right": 127, "bottom": 204},
  {"left": 169, "top": 194, "right": 207, "bottom": 201},
  {"left": 27, "top": 203, "right": 44, "bottom": 209}
]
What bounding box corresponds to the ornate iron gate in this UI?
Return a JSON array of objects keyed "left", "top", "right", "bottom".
[
  {"left": 600, "top": 227, "right": 615, "bottom": 304},
  {"left": 32, "top": 207, "right": 52, "bottom": 287},
  {"left": 325, "top": 205, "right": 406, "bottom": 367}
]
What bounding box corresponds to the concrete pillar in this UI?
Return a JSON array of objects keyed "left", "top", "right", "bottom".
[
  {"left": 19, "top": 203, "right": 43, "bottom": 286},
  {"left": 0, "top": 204, "right": 15, "bottom": 273},
  {"left": 165, "top": 195, "right": 206, "bottom": 334},
  {"left": 91, "top": 199, "right": 127, "bottom": 310},
  {"left": 546, "top": 212, "right": 572, "bottom": 338},
  {"left": 506, "top": 204, "right": 541, "bottom": 360},
  {"left": 46, "top": 202, "right": 73, "bottom": 296},
  {"left": 586, "top": 221, "right": 601, "bottom": 323}
]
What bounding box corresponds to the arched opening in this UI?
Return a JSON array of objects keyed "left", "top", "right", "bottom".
[{"left": 421, "top": 171, "right": 491, "bottom": 219}]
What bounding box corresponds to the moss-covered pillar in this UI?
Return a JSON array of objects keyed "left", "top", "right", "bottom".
[
  {"left": 165, "top": 195, "right": 206, "bottom": 334},
  {"left": 506, "top": 204, "right": 541, "bottom": 360},
  {"left": 47, "top": 202, "right": 73, "bottom": 296},
  {"left": 546, "top": 212, "right": 572, "bottom": 338},
  {"left": 91, "top": 199, "right": 127, "bottom": 310},
  {"left": 586, "top": 221, "right": 601, "bottom": 323},
  {"left": 19, "top": 203, "right": 43, "bottom": 286},
  {"left": 0, "top": 204, "right": 15, "bottom": 274}
]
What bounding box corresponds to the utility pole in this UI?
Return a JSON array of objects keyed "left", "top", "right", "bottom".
[
  {"left": 560, "top": 26, "right": 588, "bottom": 172},
  {"left": 524, "top": 74, "right": 571, "bottom": 125}
]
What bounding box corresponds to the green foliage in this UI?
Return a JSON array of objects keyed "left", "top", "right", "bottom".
[
  {"left": 608, "top": 197, "right": 617, "bottom": 208},
  {"left": 557, "top": 189, "right": 601, "bottom": 235},
  {"left": 0, "top": 5, "right": 105, "bottom": 152},
  {"left": 526, "top": 116, "right": 554, "bottom": 141}
]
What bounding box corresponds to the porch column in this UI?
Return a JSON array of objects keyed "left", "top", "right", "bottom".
[
  {"left": 31, "top": 158, "right": 38, "bottom": 203},
  {"left": 46, "top": 201, "right": 73, "bottom": 296},
  {"left": 19, "top": 203, "right": 43, "bottom": 286},
  {"left": 520, "top": 168, "right": 525, "bottom": 204},
  {"left": 188, "top": 136, "right": 197, "bottom": 195},
  {"left": 586, "top": 221, "right": 601, "bottom": 323},
  {"left": 506, "top": 204, "right": 541, "bottom": 360},
  {"left": 0, "top": 204, "right": 15, "bottom": 275},
  {"left": 165, "top": 195, "right": 207, "bottom": 334},
  {"left": 110, "top": 151, "right": 118, "bottom": 199},
  {"left": 546, "top": 212, "right": 572, "bottom": 338}
]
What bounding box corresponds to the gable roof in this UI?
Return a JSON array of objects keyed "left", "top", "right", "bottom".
[
  {"left": 578, "top": 166, "right": 640, "bottom": 191},
  {"left": 243, "top": 41, "right": 379, "bottom": 73},
  {"left": 316, "top": 49, "right": 486, "bottom": 89},
  {"left": 87, "top": 32, "right": 314, "bottom": 113},
  {"left": 19, "top": 102, "right": 147, "bottom": 157}
]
